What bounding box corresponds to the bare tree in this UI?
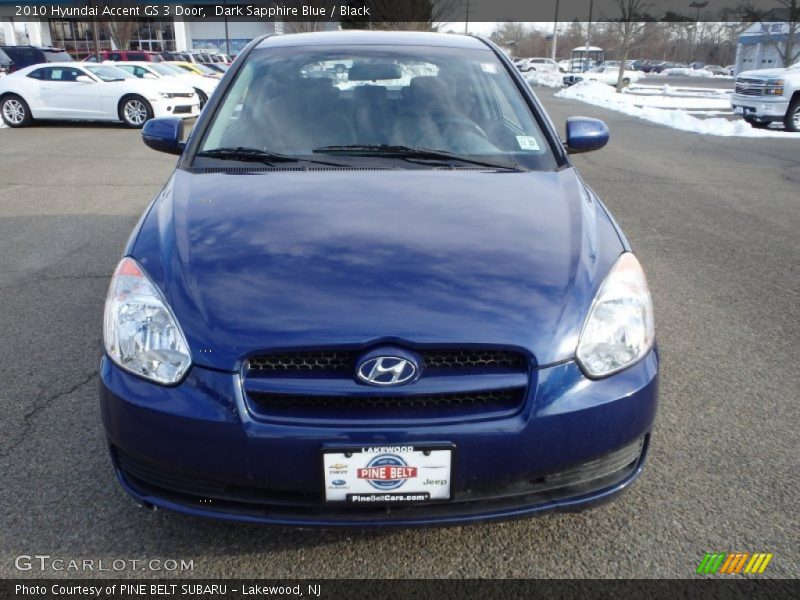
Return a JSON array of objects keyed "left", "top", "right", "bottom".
[
  {"left": 366, "top": 0, "right": 462, "bottom": 31},
  {"left": 610, "top": 0, "right": 651, "bottom": 92},
  {"left": 105, "top": 21, "right": 139, "bottom": 52}
]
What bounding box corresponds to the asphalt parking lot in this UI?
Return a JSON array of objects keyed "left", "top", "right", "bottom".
[
  {"left": 638, "top": 74, "right": 734, "bottom": 90},
  {"left": 1, "top": 94, "right": 798, "bottom": 579}
]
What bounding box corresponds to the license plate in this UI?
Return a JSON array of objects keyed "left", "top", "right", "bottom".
[
  {"left": 734, "top": 106, "right": 744, "bottom": 115},
  {"left": 323, "top": 445, "right": 452, "bottom": 504}
]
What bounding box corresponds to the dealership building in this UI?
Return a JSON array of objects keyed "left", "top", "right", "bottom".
[
  {"left": 0, "top": 14, "right": 333, "bottom": 57},
  {"left": 735, "top": 21, "right": 800, "bottom": 73}
]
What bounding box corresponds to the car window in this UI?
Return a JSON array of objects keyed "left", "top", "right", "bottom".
[
  {"left": 109, "top": 53, "right": 122, "bottom": 61},
  {"left": 197, "top": 44, "right": 556, "bottom": 171},
  {"left": 48, "top": 67, "right": 82, "bottom": 82},
  {"left": 129, "top": 53, "right": 146, "bottom": 61},
  {"left": 27, "top": 67, "right": 47, "bottom": 80}
]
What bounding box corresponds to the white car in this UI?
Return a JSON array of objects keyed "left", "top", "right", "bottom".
[
  {"left": 516, "top": 57, "right": 559, "bottom": 73},
  {"left": 0, "top": 63, "right": 199, "bottom": 128},
  {"left": 525, "top": 58, "right": 560, "bottom": 73},
  {"left": 111, "top": 61, "right": 219, "bottom": 109},
  {"left": 563, "top": 66, "right": 643, "bottom": 88}
]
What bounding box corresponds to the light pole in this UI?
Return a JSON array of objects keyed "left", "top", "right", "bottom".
[
  {"left": 689, "top": 1, "right": 708, "bottom": 63},
  {"left": 550, "top": 0, "right": 560, "bottom": 61}
]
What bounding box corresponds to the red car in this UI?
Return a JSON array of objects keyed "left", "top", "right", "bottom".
[{"left": 87, "top": 51, "right": 164, "bottom": 63}]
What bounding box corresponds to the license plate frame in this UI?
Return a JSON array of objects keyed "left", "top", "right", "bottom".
[{"left": 321, "top": 444, "right": 454, "bottom": 504}]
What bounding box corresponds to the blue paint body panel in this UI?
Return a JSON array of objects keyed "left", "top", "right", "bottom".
[{"left": 100, "top": 31, "right": 658, "bottom": 525}]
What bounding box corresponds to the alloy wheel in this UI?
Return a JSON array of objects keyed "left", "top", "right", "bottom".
[
  {"left": 124, "top": 99, "right": 148, "bottom": 126},
  {"left": 2, "top": 99, "right": 25, "bottom": 125}
]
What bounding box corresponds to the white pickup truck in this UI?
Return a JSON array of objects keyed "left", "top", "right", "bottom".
[{"left": 731, "top": 62, "right": 800, "bottom": 131}]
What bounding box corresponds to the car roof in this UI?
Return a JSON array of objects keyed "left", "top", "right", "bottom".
[
  {"left": 25, "top": 62, "right": 82, "bottom": 68},
  {"left": 256, "top": 31, "right": 488, "bottom": 50},
  {"left": 109, "top": 61, "right": 155, "bottom": 67}
]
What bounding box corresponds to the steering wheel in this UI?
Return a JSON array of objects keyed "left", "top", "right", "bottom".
[{"left": 437, "top": 117, "right": 489, "bottom": 141}]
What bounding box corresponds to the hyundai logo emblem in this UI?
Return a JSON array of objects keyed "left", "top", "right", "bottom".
[{"left": 356, "top": 356, "right": 417, "bottom": 386}]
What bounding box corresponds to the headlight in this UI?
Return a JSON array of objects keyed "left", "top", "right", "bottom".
[
  {"left": 576, "top": 253, "right": 655, "bottom": 378},
  {"left": 103, "top": 257, "right": 192, "bottom": 385},
  {"left": 765, "top": 79, "right": 785, "bottom": 95}
]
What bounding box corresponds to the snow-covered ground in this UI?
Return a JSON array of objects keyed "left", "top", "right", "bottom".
[{"left": 556, "top": 80, "right": 800, "bottom": 138}]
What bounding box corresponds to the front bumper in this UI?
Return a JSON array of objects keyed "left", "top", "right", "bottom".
[
  {"left": 151, "top": 100, "right": 201, "bottom": 120},
  {"left": 731, "top": 94, "right": 789, "bottom": 122},
  {"left": 100, "top": 351, "right": 658, "bottom": 526}
]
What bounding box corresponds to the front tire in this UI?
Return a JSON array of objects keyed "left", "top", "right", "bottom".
[
  {"left": 119, "top": 95, "right": 152, "bottom": 128},
  {"left": 784, "top": 97, "right": 800, "bottom": 133},
  {"left": 1, "top": 94, "right": 32, "bottom": 127}
]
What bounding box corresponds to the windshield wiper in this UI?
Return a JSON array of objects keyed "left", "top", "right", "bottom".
[
  {"left": 312, "top": 144, "right": 523, "bottom": 171},
  {"left": 196, "top": 146, "right": 345, "bottom": 167}
]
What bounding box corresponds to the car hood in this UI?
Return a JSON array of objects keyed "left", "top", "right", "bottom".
[
  {"left": 132, "top": 168, "right": 625, "bottom": 371},
  {"left": 737, "top": 68, "right": 788, "bottom": 79},
  {"left": 174, "top": 73, "right": 218, "bottom": 92}
]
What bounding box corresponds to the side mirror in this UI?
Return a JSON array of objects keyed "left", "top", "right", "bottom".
[
  {"left": 143, "top": 72, "right": 158, "bottom": 80},
  {"left": 75, "top": 75, "right": 94, "bottom": 84},
  {"left": 564, "top": 117, "right": 609, "bottom": 154},
  {"left": 142, "top": 117, "right": 185, "bottom": 155}
]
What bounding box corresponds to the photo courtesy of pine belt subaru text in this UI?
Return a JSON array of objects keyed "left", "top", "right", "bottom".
[{"left": 100, "top": 31, "right": 659, "bottom": 526}]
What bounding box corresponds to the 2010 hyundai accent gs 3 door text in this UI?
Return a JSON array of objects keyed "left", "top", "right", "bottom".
[{"left": 100, "top": 31, "right": 658, "bottom": 526}]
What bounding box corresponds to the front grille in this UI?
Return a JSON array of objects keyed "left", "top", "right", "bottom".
[
  {"left": 735, "top": 77, "right": 765, "bottom": 96},
  {"left": 248, "top": 349, "right": 527, "bottom": 374},
  {"left": 248, "top": 388, "right": 524, "bottom": 411},
  {"left": 422, "top": 349, "right": 525, "bottom": 370},
  {"left": 249, "top": 350, "right": 353, "bottom": 373},
  {"left": 245, "top": 347, "right": 529, "bottom": 419},
  {"left": 173, "top": 105, "right": 193, "bottom": 114}
]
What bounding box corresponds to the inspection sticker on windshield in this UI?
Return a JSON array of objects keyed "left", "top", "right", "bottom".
[
  {"left": 516, "top": 136, "right": 540, "bottom": 151},
  {"left": 323, "top": 445, "right": 452, "bottom": 503}
]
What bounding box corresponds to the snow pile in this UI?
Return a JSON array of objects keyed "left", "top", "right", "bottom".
[
  {"left": 555, "top": 80, "right": 800, "bottom": 137},
  {"left": 525, "top": 70, "right": 564, "bottom": 88},
  {"left": 664, "top": 67, "right": 713, "bottom": 77}
]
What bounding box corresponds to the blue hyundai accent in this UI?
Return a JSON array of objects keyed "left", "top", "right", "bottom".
[{"left": 100, "top": 32, "right": 658, "bottom": 526}]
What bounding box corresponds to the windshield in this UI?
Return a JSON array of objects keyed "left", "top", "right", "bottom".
[
  {"left": 84, "top": 65, "right": 134, "bottom": 81},
  {"left": 193, "top": 63, "right": 217, "bottom": 76},
  {"left": 159, "top": 63, "right": 187, "bottom": 75},
  {"left": 197, "top": 44, "right": 556, "bottom": 170},
  {"left": 149, "top": 63, "right": 180, "bottom": 76}
]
